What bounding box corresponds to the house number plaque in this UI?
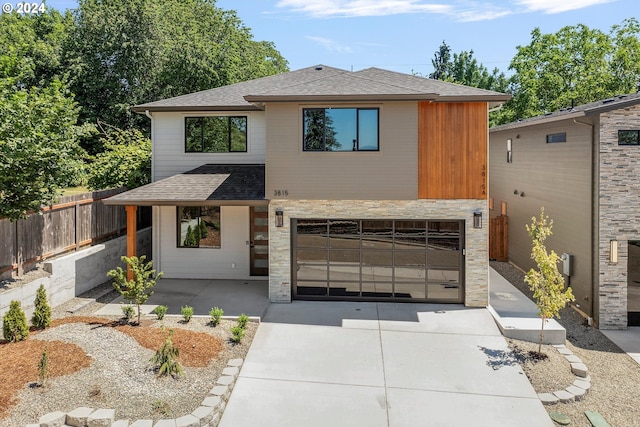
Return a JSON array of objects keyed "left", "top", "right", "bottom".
[{"left": 273, "top": 190, "right": 289, "bottom": 196}]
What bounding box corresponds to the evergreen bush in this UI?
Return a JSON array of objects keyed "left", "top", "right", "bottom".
[
  {"left": 3, "top": 300, "right": 29, "bottom": 342},
  {"left": 181, "top": 305, "right": 194, "bottom": 323},
  {"left": 153, "top": 305, "right": 168, "bottom": 320},
  {"left": 237, "top": 313, "right": 249, "bottom": 329},
  {"left": 150, "top": 330, "right": 183, "bottom": 378},
  {"left": 209, "top": 307, "right": 223, "bottom": 326},
  {"left": 31, "top": 284, "right": 52, "bottom": 329}
]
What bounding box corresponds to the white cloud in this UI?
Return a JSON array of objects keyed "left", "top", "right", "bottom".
[
  {"left": 515, "top": 0, "right": 615, "bottom": 14},
  {"left": 305, "top": 36, "right": 354, "bottom": 53},
  {"left": 277, "top": 0, "right": 452, "bottom": 18}
]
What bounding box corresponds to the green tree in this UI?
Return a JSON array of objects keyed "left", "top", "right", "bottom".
[
  {"left": 32, "top": 284, "right": 52, "bottom": 329},
  {"left": 499, "top": 19, "right": 640, "bottom": 124},
  {"left": 87, "top": 127, "right": 151, "bottom": 190},
  {"left": 3, "top": 300, "right": 29, "bottom": 342},
  {"left": 107, "top": 255, "right": 163, "bottom": 325},
  {"left": 428, "top": 40, "right": 451, "bottom": 80},
  {"left": 524, "top": 208, "right": 575, "bottom": 353},
  {"left": 0, "top": 77, "right": 89, "bottom": 220},
  {"left": 67, "top": 0, "right": 289, "bottom": 138},
  {"left": 428, "top": 41, "right": 508, "bottom": 92},
  {"left": 183, "top": 225, "right": 198, "bottom": 247}
]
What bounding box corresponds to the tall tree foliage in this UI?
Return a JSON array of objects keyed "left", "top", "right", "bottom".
[
  {"left": 87, "top": 127, "right": 151, "bottom": 190},
  {"left": 498, "top": 19, "right": 640, "bottom": 124},
  {"left": 0, "top": 11, "right": 87, "bottom": 220},
  {"left": 428, "top": 40, "right": 508, "bottom": 92},
  {"left": 67, "top": 0, "right": 289, "bottom": 140}
]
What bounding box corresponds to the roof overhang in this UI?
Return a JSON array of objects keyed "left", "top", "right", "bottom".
[
  {"left": 243, "top": 94, "right": 511, "bottom": 104},
  {"left": 131, "top": 105, "right": 261, "bottom": 113},
  {"left": 104, "top": 165, "right": 266, "bottom": 206},
  {"left": 490, "top": 110, "right": 585, "bottom": 133}
]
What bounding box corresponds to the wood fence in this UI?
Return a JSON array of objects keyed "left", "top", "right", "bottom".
[
  {"left": 489, "top": 200, "right": 509, "bottom": 262},
  {"left": 0, "top": 189, "right": 151, "bottom": 276}
]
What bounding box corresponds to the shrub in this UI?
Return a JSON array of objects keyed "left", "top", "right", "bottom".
[
  {"left": 209, "top": 307, "right": 223, "bottom": 326},
  {"left": 230, "top": 325, "right": 245, "bottom": 343},
  {"left": 237, "top": 313, "right": 249, "bottom": 329},
  {"left": 31, "top": 284, "right": 52, "bottom": 329},
  {"left": 38, "top": 347, "right": 49, "bottom": 387},
  {"left": 181, "top": 305, "right": 194, "bottom": 323},
  {"left": 153, "top": 305, "right": 168, "bottom": 320},
  {"left": 183, "top": 225, "right": 197, "bottom": 247},
  {"left": 108, "top": 255, "right": 163, "bottom": 325},
  {"left": 150, "top": 330, "right": 183, "bottom": 378},
  {"left": 121, "top": 304, "right": 135, "bottom": 321},
  {"left": 199, "top": 220, "right": 208, "bottom": 238},
  {"left": 3, "top": 300, "right": 29, "bottom": 342}
]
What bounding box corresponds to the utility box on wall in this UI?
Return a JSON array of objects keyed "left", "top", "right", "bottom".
[{"left": 561, "top": 253, "right": 572, "bottom": 276}]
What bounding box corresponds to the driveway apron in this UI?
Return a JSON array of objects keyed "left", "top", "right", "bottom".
[{"left": 219, "top": 301, "right": 553, "bottom": 427}]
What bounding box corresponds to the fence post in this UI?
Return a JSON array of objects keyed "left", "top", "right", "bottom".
[{"left": 15, "top": 221, "right": 23, "bottom": 276}]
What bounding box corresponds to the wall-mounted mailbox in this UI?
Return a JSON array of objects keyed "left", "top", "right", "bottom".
[{"left": 561, "top": 253, "right": 572, "bottom": 277}]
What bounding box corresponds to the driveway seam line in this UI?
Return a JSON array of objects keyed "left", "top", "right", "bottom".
[
  {"left": 385, "top": 385, "right": 540, "bottom": 400},
  {"left": 376, "top": 303, "right": 391, "bottom": 427},
  {"left": 236, "top": 375, "right": 386, "bottom": 388}
]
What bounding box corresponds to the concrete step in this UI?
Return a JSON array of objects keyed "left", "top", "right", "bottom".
[{"left": 487, "top": 305, "right": 566, "bottom": 345}]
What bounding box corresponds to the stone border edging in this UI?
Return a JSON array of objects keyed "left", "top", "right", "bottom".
[
  {"left": 537, "top": 344, "right": 591, "bottom": 405},
  {"left": 28, "top": 358, "right": 244, "bottom": 427}
]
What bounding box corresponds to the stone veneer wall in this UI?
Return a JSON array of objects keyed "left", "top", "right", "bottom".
[
  {"left": 598, "top": 103, "right": 640, "bottom": 329},
  {"left": 268, "top": 199, "right": 488, "bottom": 306}
]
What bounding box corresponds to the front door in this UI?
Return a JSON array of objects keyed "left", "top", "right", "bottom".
[{"left": 250, "top": 206, "right": 269, "bottom": 276}]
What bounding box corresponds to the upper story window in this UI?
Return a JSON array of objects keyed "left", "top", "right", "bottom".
[
  {"left": 546, "top": 133, "right": 566, "bottom": 143},
  {"left": 185, "top": 116, "right": 247, "bottom": 153},
  {"left": 619, "top": 130, "right": 640, "bottom": 145},
  {"left": 303, "top": 108, "right": 379, "bottom": 151}
]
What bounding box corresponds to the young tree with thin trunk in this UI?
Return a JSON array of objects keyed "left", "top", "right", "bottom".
[{"left": 524, "top": 208, "right": 574, "bottom": 353}]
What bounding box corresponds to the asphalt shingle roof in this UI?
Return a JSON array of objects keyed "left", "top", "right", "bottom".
[
  {"left": 103, "top": 164, "right": 265, "bottom": 206},
  {"left": 491, "top": 92, "right": 640, "bottom": 132},
  {"left": 133, "top": 65, "right": 510, "bottom": 112}
]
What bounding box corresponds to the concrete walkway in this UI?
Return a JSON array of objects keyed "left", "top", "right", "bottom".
[
  {"left": 488, "top": 267, "right": 566, "bottom": 344},
  {"left": 219, "top": 302, "right": 553, "bottom": 427},
  {"left": 602, "top": 328, "right": 640, "bottom": 365}
]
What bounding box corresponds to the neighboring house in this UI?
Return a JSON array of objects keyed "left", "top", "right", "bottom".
[
  {"left": 105, "top": 65, "right": 509, "bottom": 307},
  {"left": 489, "top": 93, "right": 640, "bottom": 329}
]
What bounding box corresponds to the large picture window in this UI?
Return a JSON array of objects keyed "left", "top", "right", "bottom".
[
  {"left": 185, "top": 116, "right": 247, "bottom": 153},
  {"left": 177, "top": 206, "right": 221, "bottom": 248},
  {"left": 303, "top": 108, "right": 379, "bottom": 151}
]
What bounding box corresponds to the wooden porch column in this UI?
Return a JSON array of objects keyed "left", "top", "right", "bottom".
[{"left": 125, "top": 205, "right": 137, "bottom": 280}]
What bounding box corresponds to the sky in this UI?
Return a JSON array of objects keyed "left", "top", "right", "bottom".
[{"left": 44, "top": 0, "right": 637, "bottom": 76}]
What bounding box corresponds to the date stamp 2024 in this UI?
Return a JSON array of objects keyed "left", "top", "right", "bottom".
[{"left": 2, "top": 2, "right": 46, "bottom": 14}]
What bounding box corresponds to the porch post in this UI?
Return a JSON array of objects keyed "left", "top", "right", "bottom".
[{"left": 125, "top": 205, "right": 137, "bottom": 280}]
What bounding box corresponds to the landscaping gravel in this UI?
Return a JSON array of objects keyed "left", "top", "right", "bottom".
[
  {"left": 492, "top": 261, "right": 640, "bottom": 427},
  {"left": 0, "top": 289, "right": 256, "bottom": 426}
]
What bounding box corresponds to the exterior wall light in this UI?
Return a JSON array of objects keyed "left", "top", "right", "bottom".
[
  {"left": 610, "top": 239, "right": 618, "bottom": 263},
  {"left": 275, "top": 209, "right": 284, "bottom": 227},
  {"left": 473, "top": 212, "right": 482, "bottom": 229}
]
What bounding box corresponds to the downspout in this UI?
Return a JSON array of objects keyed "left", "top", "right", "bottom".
[
  {"left": 573, "top": 118, "right": 596, "bottom": 325},
  {"left": 144, "top": 110, "right": 160, "bottom": 273}
]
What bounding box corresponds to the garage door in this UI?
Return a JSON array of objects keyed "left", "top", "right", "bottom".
[{"left": 292, "top": 219, "right": 464, "bottom": 302}]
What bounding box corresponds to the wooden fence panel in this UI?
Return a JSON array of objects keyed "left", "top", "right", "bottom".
[
  {"left": 489, "top": 215, "right": 508, "bottom": 262},
  {"left": 0, "top": 188, "right": 145, "bottom": 277}
]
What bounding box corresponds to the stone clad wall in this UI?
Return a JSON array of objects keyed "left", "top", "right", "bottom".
[
  {"left": 598, "top": 103, "right": 640, "bottom": 329},
  {"left": 268, "top": 200, "right": 488, "bottom": 306}
]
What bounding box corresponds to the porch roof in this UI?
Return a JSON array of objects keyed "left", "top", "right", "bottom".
[{"left": 103, "top": 164, "right": 266, "bottom": 206}]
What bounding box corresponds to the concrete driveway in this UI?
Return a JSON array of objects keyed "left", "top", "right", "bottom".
[{"left": 219, "top": 302, "right": 552, "bottom": 427}]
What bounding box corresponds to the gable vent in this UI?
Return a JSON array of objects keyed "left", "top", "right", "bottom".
[{"left": 315, "top": 66, "right": 323, "bottom": 71}]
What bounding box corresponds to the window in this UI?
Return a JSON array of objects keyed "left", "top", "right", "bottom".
[
  {"left": 303, "top": 108, "right": 379, "bottom": 151},
  {"left": 619, "top": 130, "right": 640, "bottom": 146},
  {"left": 185, "top": 116, "right": 247, "bottom": 152},
  {"left": 177, "top": 206, "right": 221, "bottom": 248},
  {"left": 546, "top": 133, "right": 566, "bottom": 143},
  {"left": 507, "top": 138, "right": 512, "bottom": 163}
]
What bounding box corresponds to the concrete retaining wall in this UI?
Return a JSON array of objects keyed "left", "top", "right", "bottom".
[{"left": 0, "top": 228, "right": 151, "bottom": 322}]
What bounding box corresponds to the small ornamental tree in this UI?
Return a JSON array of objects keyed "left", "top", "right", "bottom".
[
  {"left": 108, "top": 255, "right": 163, "bottom": 325},
  {"left": 3, "top": 300, "right": 29, "bottom": 342},
  {"left": 183, "top": 226, "right": 197, "bottom": 247},
  {"left": 524, "top": 208, "right": 575, "bottom": 353},
  {"left": 32, "top": 284, "right": 52, "bottom": 329}
]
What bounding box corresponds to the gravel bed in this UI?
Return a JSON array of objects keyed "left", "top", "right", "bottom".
[
  {"left": 1, "top": 287, "right": 256, "bottom": 426},
  {"left": 492, "top": 261, "right": 640, "bottom": 427}
]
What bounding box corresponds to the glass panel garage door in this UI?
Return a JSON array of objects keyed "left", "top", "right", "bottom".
[{"left": 293, "top": 219, "right": 464, "bottom": 302}]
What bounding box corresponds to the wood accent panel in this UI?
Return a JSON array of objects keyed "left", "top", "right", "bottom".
[
  {"left": 418, "top": 102, "right": 488, "bottom": 199},
  {"left": 489, "top": 215, "right": 508, "bottom": 261}
]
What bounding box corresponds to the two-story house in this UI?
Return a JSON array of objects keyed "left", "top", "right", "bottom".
[
  {"left": 106, "top": 65, "right": 510, "bottom": 307},
  {"left": 489, "top": 93, "right": 640, "bottom": 329}
]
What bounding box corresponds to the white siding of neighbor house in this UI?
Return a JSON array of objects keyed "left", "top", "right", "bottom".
[
  {"left": 151, "top": 111, "right": 266, "bottom": 181},
  {"left": 155, "top": 205, "right": 251, "bottom": 279}
]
